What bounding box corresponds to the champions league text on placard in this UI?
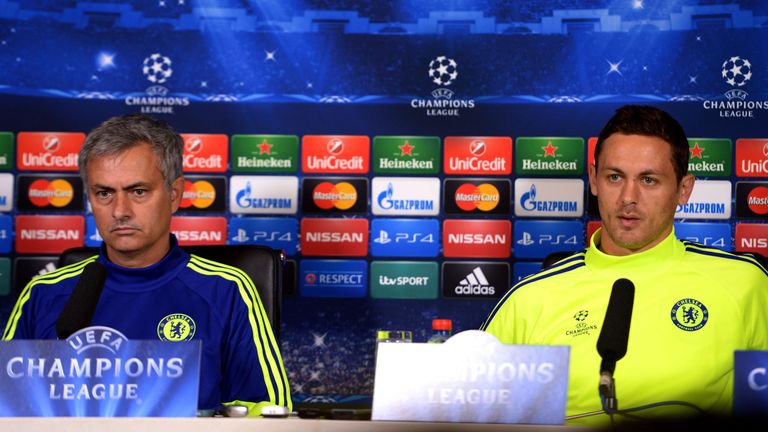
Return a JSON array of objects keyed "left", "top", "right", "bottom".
[{"left": 0, "top": 326, "right": 201, "bottom": 417}]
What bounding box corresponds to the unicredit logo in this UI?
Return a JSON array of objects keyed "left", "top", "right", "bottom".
[
  {"left": 748, "top": 186, "right": 768, "bottom": 214},
  {"left": 185, "top": 136, "right": 203, "bottom": 154},
  {"left": 42, "top": 136, "right": 60, "bottom": 152},
  {"left": 469, "top": 139, "right": 486, "bottom": 156},
  {"left": 327, "top": 138, "right": 344, "bottom": 155}
]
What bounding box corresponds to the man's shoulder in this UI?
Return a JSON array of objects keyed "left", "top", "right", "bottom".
[
  {"left": 680, "top": 241, "right": 767, "bottom": 279},
  {"left": 510, "top": 251, "right": 589, "bottom": 296},
  {"left": 25, "top": 258, "right": 95, "bottom": 293},
  {"left": 182, "top": 254, "right": 255, "bottom": 286}
]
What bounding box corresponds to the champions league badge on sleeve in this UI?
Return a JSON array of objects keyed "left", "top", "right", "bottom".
[{"left": 0, "top": 326, "right": 201, "bottom": 416}]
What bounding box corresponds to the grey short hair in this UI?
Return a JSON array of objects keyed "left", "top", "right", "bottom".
[{"left": 79, "top": 113, "right": 184, "bottom": 189}]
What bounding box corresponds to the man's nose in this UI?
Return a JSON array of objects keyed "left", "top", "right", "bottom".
[
  {"left": 621, "top": 180, "right": 639, "bottom": 205},
  {"left": 112, "top": 192, "right": 132, "bottom": 219}
]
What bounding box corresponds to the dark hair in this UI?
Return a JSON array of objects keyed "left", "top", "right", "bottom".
[
  {"left": 594, "top": 105, "right": 689, "bottom": 182},
  {"left": 79, "top": 113, "right": 183, "bottom": 189}
]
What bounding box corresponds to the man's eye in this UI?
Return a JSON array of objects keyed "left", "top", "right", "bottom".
[
  {"left": 608, "top": 174, "right": 620, "bottom": 182},
  {"left": 133, "top": 189, "right": 147, "bottom": 196},
  {"left": 642, "top": 177, "right": 657, "bottom": 185},
  {"left": 95, "top": 191, "right": 111, "bottom": 198}
]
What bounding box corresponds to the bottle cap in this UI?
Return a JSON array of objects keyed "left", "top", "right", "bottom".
[{"left": 432, "top": 319, "right": 452, "bottom": 331}]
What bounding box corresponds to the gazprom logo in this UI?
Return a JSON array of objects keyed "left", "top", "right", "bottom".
[
  {"left": 229, "top": 175, "right": 298, "bottom": 215},
  {"left": 674, "top": 180, "right": 731, "bottom": 220},
  {"left": 372, "top": 177, "right": 440, "bottom": 216},
  {"left": 514, "top": 179, "right": 583, "bottom": 218}
]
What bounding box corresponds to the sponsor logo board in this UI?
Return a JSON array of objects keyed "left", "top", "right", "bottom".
[
  {"left": 228, "top": 217, "right": 298, "bottom": 255},
  {"left": 0, "top": 258, "right": 9, "bottom": 296},
  {"left": 13, "top": 257, "right": 58, "bottom": 297},
  {"left": 586, "top": 221, "right": 601, "bottom": 247},
  {"left": 370, "top": 218, "right": 439, "bottom": 258},
  {"left": 736, "top": 181, "right": 768, "bottom": 218},
  {"left": 17, "top": 132, "right": 84, "bottom": 171},
  {"left": 178, "top": 176, "right": 226, "bottom": 212},
  {"left": 736, "top": 139, "right": 768, "bottom": 177},
  {"left": 371, "top": 177, "right": 440, "bottom": 216},
  {"left": 442, "top": 261, "right": 508, "bottom": 299},
  {"left": 443, "top": 137, "right": 511, "bottom": 175},
  {"left": 370, "top": 261, "right": 439, "bottom": 299},
  {"left": 0, "top": 173, "right": 14, "bottom": 212},
  {"left": 231, "top": 134, "right": 298, "bottom": 173},
  {"left": 229, "top": 175, "right": 298, "bottom": 214},
  {"left": 443, "top": 219, "right": 511, "bottom": 258},
  {"left": 302, "top": 135, "right": 369, "bottom": 174},
  {"left": 0, "top": 215, "right": 11, "bottom": 253},
  {"left": 687, "top": 138, "right": 731, "bottom": 177},
  {"left": 17, "top": 174, "right": 83, "bottom": 211},
  {"left": 170, "top": 216, "right": 227, "bottom": 245},
  {"left": 513, "top": 220, "right": 584, "bottom": 259},
  {"left": 373, "top": 136, "right": 440, "bottom": 174},
  {"left": 735, "top": 223, "right": 768, "bottom": 256},
  {"left": 673, "top": 222, "right": 731, "bottom": 250},
  {"left": 675, "top": 180, "right": 731, "bottom": 220},
  {"left": 514, "top": 178, "right": 584, "bottom": 218},
  {"left": 85, "top": 215, "right": 103, "bottom": 247},
  {"left": 15, "top": 215, "right": 84, "bottom": 253},
  {"left": 0, "top": 132, "right": 12, "bottom": 170},
  {"left": 302, "top": 177, "right": 368, "bottom": 214},
  {"left": 443, "top": 178, "right": 510, "bottom": 215},
  {"left": 299, "top": 259, "right": 367, "bottom": 298},
  {"left": 515, "top": 137, "right": 584, "bottom": 176},
  {"left": 513, "top": 262, "right": 542, "bottom": 284},
  {"left": 300, "top": 218, "right": 369, "bottom": 256},
  {"left": 181, "top": 134, "right": 227, "bottom": 172}
]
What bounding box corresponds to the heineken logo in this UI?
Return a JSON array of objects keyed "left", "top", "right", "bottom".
[
  {"left": 373, "top": 136, "right": 440, "bottom": 174},
  {"left": 687, "top": 139, "right": 731, "bottom": 177},
  {"left": 231, "top": 135, "right": 298, "bottom": 173},
  {"left": 515, "top": 137, "right": 584, "bottom": 176}
]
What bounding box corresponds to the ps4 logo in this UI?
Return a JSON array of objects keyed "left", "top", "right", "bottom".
[
  {"left": 373, "top": 230, "right": 435, "bottom": 245},
  {"left": 679, "top": 236, "right": 726, "bottom": 248},
  {"left": 516, "top": 231, "right": 578, "bottom": 246},
  {"left": 231, "top": 229, "right": 293, "bottom": 243}
]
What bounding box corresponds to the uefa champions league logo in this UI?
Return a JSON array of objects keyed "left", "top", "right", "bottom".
[
  {"left": 142, "top": 53, "right": 173, "bottom": 85},
  {"left": 721, "top": 56, "right": 751, "bottom": 101},
  {"left": 702, "top": 55, "right": 765, "bottom": 118},
  {"left": 411, "top": 55, "right": 475, "bottom": 116},
  {"left": 125, "top": 52, "right": 189, "bottom": 114}
]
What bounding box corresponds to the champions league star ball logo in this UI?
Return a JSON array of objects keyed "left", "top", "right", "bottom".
[
  {"left": 722, "top": 56, "right": 752, "bottom": 88},
  {"left": 411, "top": 55, "right": 474, "bottom": 116},
  {"left": 142, "top": 53, "right": 173, "bottom": 84},
  {"left": 428, "top": 56, "right": 458, "bottom": 86}
]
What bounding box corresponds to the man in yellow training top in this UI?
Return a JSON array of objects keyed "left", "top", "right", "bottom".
[{"left": 482, "top": 105, "right": 768, "bottom": 425}]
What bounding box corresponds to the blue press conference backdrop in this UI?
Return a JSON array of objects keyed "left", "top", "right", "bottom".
[{"left": 0, "top": 0, "right": 766, "bottom": 404}]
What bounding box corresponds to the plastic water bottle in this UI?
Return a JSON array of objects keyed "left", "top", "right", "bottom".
[{"left": 427, "top": 319, "right": 452, "bottom": 343}]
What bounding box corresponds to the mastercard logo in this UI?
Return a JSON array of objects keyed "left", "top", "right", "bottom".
[
  {"left": 312, "top": 182, "right": 358, "bottom": 210},
  {"left": 455, "top": 183, "right": 500, "bottom": 211},
  {"left": 28, "top": 179, "right": 74, "bottom": 207},
  {"left": 180, "top": 180, "right": 216, "bottom": 209},
  {"left": 747, "top": 186, "right": 768, "bottom": 215}
]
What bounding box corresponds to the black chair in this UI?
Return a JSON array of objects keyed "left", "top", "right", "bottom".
[
  {"left": 541, "top": 251, "right": 577, "bottom": 269},
  {"left": 58, "top": 244, "right": 285, "bottom": 339}
]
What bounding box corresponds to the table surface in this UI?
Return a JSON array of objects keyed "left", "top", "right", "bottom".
[{"left": 0, "top": 417, "right": 590, "bottom": 432}]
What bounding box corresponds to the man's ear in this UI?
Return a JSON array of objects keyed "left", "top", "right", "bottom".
[
  {"left": 588, "top": 163, "right": 598, "bottom": 196},
  {"left": 677, "top": 174, "right": 696, "bottom": 205},
  {"left": 170, "top": 176, "right": 184, "bottom": 213}
]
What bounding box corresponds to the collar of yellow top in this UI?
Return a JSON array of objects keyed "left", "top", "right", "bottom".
[{"left": 586, "top": 227, "right": 683, "bottom": 271}]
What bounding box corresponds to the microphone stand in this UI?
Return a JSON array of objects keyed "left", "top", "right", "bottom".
[{"left": 599, "top": 371, "right": 617, "bottom": 413}]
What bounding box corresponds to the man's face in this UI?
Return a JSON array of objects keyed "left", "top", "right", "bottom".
[
  {"left": 588, "top": 133, "right": 694, "bottom": 256},
  {"left": 86, "top": 142, "right": 183, "bottom": 268}
]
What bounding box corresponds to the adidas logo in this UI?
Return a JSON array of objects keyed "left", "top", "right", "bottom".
[
  {"left": 34, "top": 262, "right": 57, "bottom": 278},
  {"left": 455, "top": 266, "right": 495, "bottom": 295}
]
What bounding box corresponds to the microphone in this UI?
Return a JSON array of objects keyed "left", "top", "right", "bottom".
[
  {"left": 596, "top": 278, "right": 635, "bottom": 413},
  {"left": 55, "top": 261, "right": 108, "bottom": 339}
]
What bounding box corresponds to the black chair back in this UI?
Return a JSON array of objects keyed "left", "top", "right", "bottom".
[
  {"left": 58, "top": 244, "right": 284, "bottom": 339},
  {"left": 541, "top": 251, "right": 577, "bottom": 269}
]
